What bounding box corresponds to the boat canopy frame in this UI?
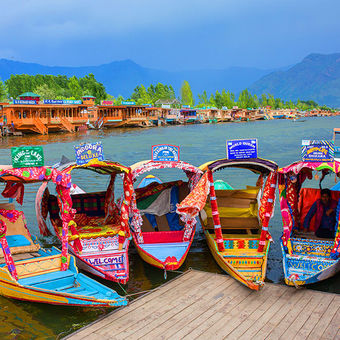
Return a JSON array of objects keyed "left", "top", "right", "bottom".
[
  {"left": 278, "top": 160, "right": 340, "bottom": 258},
  {"left": 178, "top": 157, "right": 278, "bottom": 253},
  {"left": 0, "top": 165, "right": 73, "bottom": 279},
  {"left": 130, "top": 160, "right": 203, "bottom": 243}
]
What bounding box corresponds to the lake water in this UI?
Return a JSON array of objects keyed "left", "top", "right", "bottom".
[{"left": 0, "top": 116, "right": 338, "bottom": 338}]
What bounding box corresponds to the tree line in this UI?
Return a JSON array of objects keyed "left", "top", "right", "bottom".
[{"left": 0, "top": 74, "right": 333, "bottom": 110}]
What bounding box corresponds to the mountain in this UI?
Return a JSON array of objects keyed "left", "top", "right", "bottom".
[
  {"left": 0, "top": 58, "right": 272, "bottom": 98},
  {"left": 249, "top": 53, "right": 340, "bottom": 108}
]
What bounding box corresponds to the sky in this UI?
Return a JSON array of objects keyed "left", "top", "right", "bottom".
[{"left": 1, "top": 0, "right": 340, "bottom": 71}]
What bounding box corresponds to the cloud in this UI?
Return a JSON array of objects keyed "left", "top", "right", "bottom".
[{"left": 0, "top": 0, "right": 339, "bottom": 69}]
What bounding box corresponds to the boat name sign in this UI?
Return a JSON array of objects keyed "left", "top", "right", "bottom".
[
  {"left": 152, "top": 144, "right": 180, "bottom": 162},
  {"left": 11, "top": 146, "right": 44, "bottom": 168},
  {"left": 301, "top": 140, "right": 334, "bottom": 162},
  {"left": 74, "top": 142, "right": 104, "bottom": 165},
  {"left": 226, "top": 139, "right": 258, "bottom": 159}
]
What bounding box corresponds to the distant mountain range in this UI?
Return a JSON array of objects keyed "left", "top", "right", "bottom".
[
  {"left": 1, "top": 53, "right": 340, "bottom": 107},
  {"left": 0, "top": 58, "right": 273, "bottom": 99},
  {"left": 249, "top": 53, "right": 340, "bottom": 107}
]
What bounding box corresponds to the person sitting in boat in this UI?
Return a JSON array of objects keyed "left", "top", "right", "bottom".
[{"left": 303, "top": 188, "right": 337, "bottom": 238}]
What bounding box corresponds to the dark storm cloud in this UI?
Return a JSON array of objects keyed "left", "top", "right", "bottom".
[{"left": 1, "top": 0, "right": 339, "bottom": 70}]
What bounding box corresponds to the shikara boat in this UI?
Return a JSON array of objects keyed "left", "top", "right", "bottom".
[
  {"left": 178, "top": 158, "right": 278, "bottom": 290},
  {"left": 279, "top": 160, "right": 340, "bottom": 286},
  {"left": 129, "top": 156, "right": 202, "bottom": 272},
  {"left": 0, "top": 165, "right": 127, "bottom": 307},
  {"left": 37, "top": 159, "right": 133, "bottom": 284}
]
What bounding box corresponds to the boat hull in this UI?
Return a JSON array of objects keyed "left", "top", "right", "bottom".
[
  {"left": 0, "top": 249, "right": 127, "bottom": 307},
  {"left": 69, "top": 239, "right": 130, "bottom": 284},
  {"left": 281, "top": 238, "right": 340, "bottom": 286},
  {"left": 204, "top": 230, "right": 269, "bottom": 290},
  {"left": 132, "top": 228, "right": 195, "bottom": 271}
]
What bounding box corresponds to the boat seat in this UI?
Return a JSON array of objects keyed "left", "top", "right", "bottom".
[
  {"left": 0, "top": 204, "right": 40, "bottom": 257},
  {"left": 203, "top": 187, "right": 260, "bottom": 232},
  {"left": 15, "top": 254, "right": 70, "bottom": 280},
  {"left": 18, "top": 269, "right": 75, "bottom": 286}
]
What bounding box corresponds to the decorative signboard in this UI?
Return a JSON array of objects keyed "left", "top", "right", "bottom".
[
  {"left": 122, "top": 101, "right": 135, "bottom": 105},
  {"left": 101, "top": 100, "right": 114, "bottom": 105},
  {"left": 301, "top": 140, "right": 334, "bottom": 162},
  {"left": 162, "top": 104, "right": 171, "bottom": 109},
  {"left": 226, "top": 139, "right": 258, "bottom": 160},
  {"left": 43, "top": 99, "right": 81, "bottom": 105},
  {"left": 142, "top": 103, "right": 152, "bottom": 107},
  {"left": 13, "top": 100, "right": 37, "bottom": 105},
  {"left": 74, "top": 142, "right": 104, "bottom": 165},
  {"left": 182, "top": 105, "right": 190, "bottom": 108},
  {"left": 151, "top": 144, "right": 180, "bottom": 162},
  {"left": 11, "top": 146, "right": 44, "bottom": 168}
]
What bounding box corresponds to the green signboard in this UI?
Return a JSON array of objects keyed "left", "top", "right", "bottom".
[{"left": 11, "top": 146, "right": 44, "bottom": 168}]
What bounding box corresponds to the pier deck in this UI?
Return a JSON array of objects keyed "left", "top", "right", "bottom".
[{"left": 66, "top": 270, "right": 340, "bottom": 340}]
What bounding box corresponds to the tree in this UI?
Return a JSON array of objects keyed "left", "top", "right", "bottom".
[
  {"left": 0, "top": 79, "right": 8, "bottom": 101},
  {"left": 68, "top": 76, "right": 83, "bottom": 99},
  {"left": 34, "top": 84, "right": 56, "bottom": 99},
  {"left": 180, "top": 81, "right": 194, "bottom": 106},
  {"left": 198, "top": 90, "right": 209, "bottom": 107}
]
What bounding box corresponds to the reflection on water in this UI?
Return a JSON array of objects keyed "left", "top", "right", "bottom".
[{"left": 0, "top": 117, "right": 339, "bottom": 337}]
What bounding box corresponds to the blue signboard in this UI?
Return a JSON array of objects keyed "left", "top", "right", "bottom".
[
  {"left": 74, "top": 142, "right": 104, "bottom": 165},
  {"left": 301, "top": 140, "right": 334, "bottom": 162},
  {"left": 152, "top": 144, "right": 180, "bottom": 162},
  {"left": 122, "top": 101, "right": 135, "bottom": 105},
  {"left": 182, "top": 105, "right": 190, "bottom": 108},
  {"left": 43, "top": 99, "right": 82, "bottom": 105},
  {"left": 13, "top": 100, "right": 36, "bottom": 105},
  {"left": 226, "top": 139, "right": 258, "bottom": 160},
  {"left": 142, "top": 103, "right": 153, "bottom": 107}
]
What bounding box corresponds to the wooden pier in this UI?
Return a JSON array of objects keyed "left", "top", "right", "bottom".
[{"left": 66, "top": 270, "right": 340, "bottom": 340}]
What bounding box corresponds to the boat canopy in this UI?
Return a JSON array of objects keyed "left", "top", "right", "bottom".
[
  {"left": 0, "top": 165, "right": 73, "bottom": 273},
  {"left": 57, "top": 159, "right": 130, "bottom": 175},
  {"left": 131, "top": 160, "right": 202, "bottom": 181},
  {"left": 200, "top": 158, "right": 278, "bottom": 175},
  {"left": 278, "top": 160, "right": 340, "bottom": 259},
  {"left": 278, "top": 160, "right": 340, "bottom": 175},
  {"left": 130, "top": 160, "right": 203, "bottom": 244}
]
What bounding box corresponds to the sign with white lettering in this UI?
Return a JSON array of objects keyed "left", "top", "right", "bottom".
[
  {"left": 301, "top": 140, "right": 334, "bottom": 162},
  {"left": 74, "top": 142, "right": 104, "bottom": 165},
  {"left": 226, "top": 139, "right": 258, "bottom": 159},
  {"left": 151, "top": 144, "right": 180, "bottom": 162},
  {"left": 11, "top": 146, "right": 44, "bottom": 168}
]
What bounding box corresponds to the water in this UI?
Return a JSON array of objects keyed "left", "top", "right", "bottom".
[{"left": 0, "top": 116, "right": 339, "bottom": 338}]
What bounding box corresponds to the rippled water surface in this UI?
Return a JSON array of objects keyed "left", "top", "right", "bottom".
[{"left": 0, "top": 117, "right": 338, "bottom": 338}]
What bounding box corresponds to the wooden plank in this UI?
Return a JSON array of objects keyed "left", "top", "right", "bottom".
[
  {"left": 294, "top": 293, "right": 335, "bottom": 339},
  {"left": 197, "top": 283, "right": 284, "bottom": 339},
  {"left": 110, "top": 272, "right": 230, "bottom": 339},
  {"left": 95, "top": 271, "right": 218, "bottom": 336},
  {"left": 224, "top": 285, "right": 289, "bottom": 339},
  {"left": 266, "top": 291, "right": 324, "bottom": 339},
  {"left": 137, "top": 275, "right": 235, "bottom": 339},
  {"left": 251, "top": 289, "right": 311, "bottom": 339},
  {"left": 238, "top": 287, "right": 304, "bottom": 339},
  {"left": 307, "top": 295, "right": 340, "bottom": 339},
  {"left": 65, "top": 270, "right": 340, "bottom": 340},
  {"left": 168, "top": 277, "right": 245, "bottom": 339},
  {"left": 181, "top": 282, "right": 253, "bottom": 339},
  {"left": 67, "top": 270, "right": 205, "bottom": 338},
  {"left": 321, "top": 306, "right": 340, "bottom": 340}
]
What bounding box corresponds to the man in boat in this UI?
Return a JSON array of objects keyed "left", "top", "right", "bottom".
[{"left": 303, "top": 188, "right": 337, "bottom": 238}]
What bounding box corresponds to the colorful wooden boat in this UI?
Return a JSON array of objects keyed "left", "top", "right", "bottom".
[
  {"left": 278, "top": 160, "right": 340, "bottom": 286},
  {"left": 178, "top": 158, "right": 278, "bottom": 290},
  {"left": 129, "top": 151, "right": 202, "bottom": 272},
  {"left": 0, "top": 165, "right": 127, "bottom": 307},
  {"left": 37, "top": 159, "right": 133, "bottom": 284}
]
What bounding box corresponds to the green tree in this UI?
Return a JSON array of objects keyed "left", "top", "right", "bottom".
[
  {"left": 180, "top": 80, "right": 194, "bottom": 106},
  {"left": 34, "top": 84, "right": 56, "bottom": 99},
  {"left": 68, "top": 76, "right": 83, "bottom": 99},
  {"left": 0, "top": 79, "right": 8, "bottom": 101},
  {"left": 198, "top": 90, "right": 209, "bottom": 107}
]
